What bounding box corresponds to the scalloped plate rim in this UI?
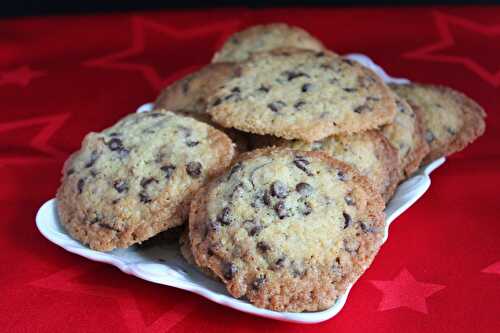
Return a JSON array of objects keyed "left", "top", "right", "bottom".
[{"left": 35, "top": 53, "right": 445, "bottom": 324}]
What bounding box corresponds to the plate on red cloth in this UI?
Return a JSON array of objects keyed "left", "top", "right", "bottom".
[{"left": 35, "top": 54, "right": 445, "bottom": 323}]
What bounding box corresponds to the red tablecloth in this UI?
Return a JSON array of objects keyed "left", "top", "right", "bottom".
[{"left": 1, "top": 5, "right": 499, "bottom": 332}]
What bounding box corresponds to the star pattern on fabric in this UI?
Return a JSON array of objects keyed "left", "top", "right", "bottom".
[
  {"left": 30, "top": 264, "right": 199, "bottom": 332},
  {"left": 0, "top": 113, "right": 70, "bottom": 165},
  {"left": 404, "top": 12, "right": 500, "bottom": 86},
  {"left": 84, "top": 16, "right": 240, "bottom": 90},
  {"left": 370, "top": 268, "right": 445, "bottom": 314},
  {"left": 482, "top": 261, "right": 500, "bottom": 275},
  {"left": 0, "top": 66, "right": 46, "bottom": 87}
]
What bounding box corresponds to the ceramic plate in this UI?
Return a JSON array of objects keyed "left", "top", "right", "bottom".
[{"left": 36, "top": 54, "right": 445, "bottom": 323}]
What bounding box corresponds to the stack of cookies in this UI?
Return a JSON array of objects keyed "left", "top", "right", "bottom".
[{"left": 57, "top": 23, "right": 486, "bottom": 312}]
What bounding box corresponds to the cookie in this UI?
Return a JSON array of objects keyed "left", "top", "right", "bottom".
[
  {"left": 390, "top": 83, "right": 486, "bottom": 163},
  {"left": 154, "top": 63, "right": 250, "bottom": 153},
  {"left": 57, "top": 110, "right": 235, "bottom": 251},
  {"left": 284, "top": 131, "right": 400, "bottom": 202},
  {"left": 207, "top": 49, "right": 397, "bottom": 142},
  {"left": 154, "top": 63, "right": 237, "bottom": 114},
  {"left": 381, "top": 94, "right": 430, "bottom": 178},
  {"left": 189, "top": 148, "right": 386, "bottom": 312},
  {"left": 212, "top": 23, "right": 325, "bottom": 63}
]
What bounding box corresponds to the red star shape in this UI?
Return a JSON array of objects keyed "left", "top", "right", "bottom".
[
  {"left": 370, "top": 269, "right": 445, "bottom": 314},
  {"left": 0, "top": 113, "right": 70, "bottom": 165},
  {"left": 405, "top": 12, "right": 500, "bottom": 86},
  {"left": 30, "top": 263, "right": 199, "bottom": 332},
  {"left": 84, "top": 16, "right": 240, "bottom": 90},
  {"left": 482, "top": 261, "right": 500, "bottom": 275},
  {"left": 0, "top": 66, "right": 46, "bottom": 87}
]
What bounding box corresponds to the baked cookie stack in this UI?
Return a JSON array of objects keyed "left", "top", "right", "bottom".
[{"left": 57, "top": 23, "right": 486, "bottom": 312}]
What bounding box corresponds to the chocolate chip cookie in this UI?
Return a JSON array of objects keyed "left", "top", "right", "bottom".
[
  {"left": 207, "top": 49, "right": 397, "bottom": 142},
  {"left": 154, "top": 63, "right": 250, "bottom": 153},
  {"left": 212, "top": 23, "right": 325, "bottom": 63},
  {"left": 57, "top": 110, "right": 235, "bottom": 251},
  {"left": 155, "top": 63, "right": 237, "bottom": 114},
  {"left": 285, "top": 130, "right": 400, "bottom": 202},
  {"left": 390, "top": 83, "right": 486, "bottom": 163},
  {"left": 381, "top": 94, "right": 429, "bottom": 178},
  {"left": 189, "top": 148, "right": 386, "bottom": 312}
]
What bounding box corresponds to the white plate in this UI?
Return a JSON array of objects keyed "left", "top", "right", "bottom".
[{"left": 35, "top": 54, "right": 444, "bottom": 323}]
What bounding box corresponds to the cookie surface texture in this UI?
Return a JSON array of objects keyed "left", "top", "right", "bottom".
[
  {"left": 212, "top": 23, "right": 325, "bottom": 63},
  {"left": 208, "top": 49, "right": 397, "bottom": 142},
  {"left": 286, "top": 130, "right": 400, "bottom": 202},
  {"left": 391, "top": 83, "right": 486, "bottom": 163},
  {"left": 381, "top": 94, "right": 430, "bottom": 178},
  {"left": 189, "top": 148, "right": 386, "bottom": 312},
  {"left": 57, "top": 110, "right": 235, "bottom": 251}
]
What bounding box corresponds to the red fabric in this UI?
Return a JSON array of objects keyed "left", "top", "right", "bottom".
[{"left": 0, "top": 6, "right": 499, "bottom": 333}]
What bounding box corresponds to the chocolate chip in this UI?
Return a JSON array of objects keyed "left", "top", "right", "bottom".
[
  {"left": 273, "top": 257, "right": 286, "bottom": 270},
  {"left": 301, "top": 202, "right": 313, "bottom": 216},
  {"left": 257, "top": 85, "right": 270, "bottom": 93},
  {"left": 332, "top": 257, "right": 342, "bottom": 276},
  {"left": 294, "top": 101, "right": 306, "bottom": 110},
  {"left": 139, "top": 193, "right": 152, "bottom": 203},
  {"left": 114, "top": 180, "right": 128, "bottom": 193},
  {"left": 263, "top": 190, "right": 272, "bottom": 206},
  {"left": 359, "top": 221, "right": 376, "bottom": 233},
  {"left": 212, "top": 97, "right": 222, "bottom": 106},
  {"left": 231, "top": 87, "right": 241, "bottom": 93},
  {"left": 267, "top": 100, "right": 286, "bottom": 112},
  {"left": 257, "top": 241, "right": 270, "bottom": 253},
  {"left": 274, "top": 201, "right": 288, "bottom": 219},
  {"left": 425, "top": 130, "right": 435, "bottom": 143},
  {"left": 77, "top": 179, "right": 85, "bottom": 194},
  {"left": 270, "top": 181, "right": 288, "bottom": 199},
  {"left": 85, "top": 150, "right": 99, "bottom": 168},
  {"left": 343, "top": 212, "right": 352, "bottom": 229},
  {"left": 109, "top": 132, "right": 120, "bottom": 137},
  {"left": 337, "top": 170, "right": 347, "bottom": 181},
  {"left": 301, "top": 83, "right": 312, "bottom": 93},
  {"left": 447, "top": 127, "right": 457, "bottom": 135},
  {"left": 217, "top": 207, "right": 231, "bottom": 226},
  {"left": 284, "top": 71, "right": 310, "bottom": 81},
  {"left": 118, "top": 148, "right": 129, "bottom": 158},
  {"left": 353, "top": 104, "right": 371, "bottom": 113},
  {"left": 249, "top": 225, "right": 263, "bottom": 237},
  {"left": 161, "top": 164, "right": 176, "bottom": 179},
  {"left": 367, "top": 96, "right": 381, "bottom": 102},
  {"left": 344, "top": 195, "right": 355, "bottom": 206},
  {"left": 107, "top": 138, "right": 123, "bottom": 151},
  {"left": 140, "top": 177, "right": 157, "bottom": 188},
  {"left": 252, "top": 275, "right": 266, "bottom": 290},
  {"left": 228, "top": 162, "right": 243, "bottom": 180},
  {"left": 98, "top": 223, "right": 120, "bottom": 232},
  {"left": 223, "top": 262, "right": 237, "bottom": 280},
  {"left": 148, "top": 112, "right": 165, "bottom": 118},
  {"left": 66, "top": 168, "right": 75, "bottom": 176},
  {"left": 315, "top": 51, "right": 325, "bottom": 57},
  {"left": 293, "top": 156, "right": 313, "bottom": 176},
  {"left": 181, "top": 81, "right": 190, "bottom": 94},
  {"left": 186, "top": 162, "right": 202, "bottom": 178},
  {"left": 186, "top": 140, "right": 200, "bottom": 147},
  {"left": 342, "top": 59, "right": 355, "bottom": 66},
  {"left": 343, "top": 87, "right": 357, "bottom": 93},
  {"left": 296, "top": 182, "right": 313, "bottom": 196}
]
